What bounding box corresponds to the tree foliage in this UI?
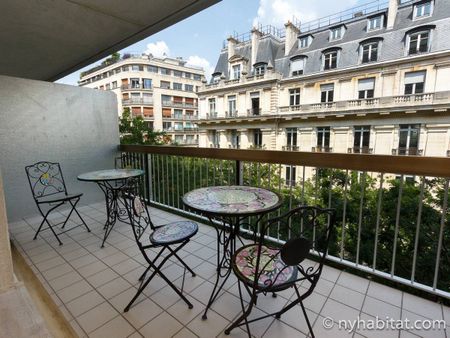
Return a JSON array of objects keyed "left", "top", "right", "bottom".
[{"left": 119, "top": 108, "right": 169, "bottom": 145}]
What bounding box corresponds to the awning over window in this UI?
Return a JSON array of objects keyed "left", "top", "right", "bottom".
[
  {"left": 358, "top": 78, "right": 375, "bottom": 91},
  {"left": 405, "top": 71, "right": 426, "bottom": 84}
]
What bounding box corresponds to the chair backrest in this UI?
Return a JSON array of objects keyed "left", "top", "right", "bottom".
[
  {"left": 121, "top": 178, "right": 154, "bottom": 247},
  {"left": 253, "top": 205, "right": 336, "bottom": 292},
  {"left": 25, "top": 161, "right": 67, "bottom": 200}
]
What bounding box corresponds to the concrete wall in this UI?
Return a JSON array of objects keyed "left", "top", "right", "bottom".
[{"left": 0, "top": 75, "right": 119, "bottom": 221}]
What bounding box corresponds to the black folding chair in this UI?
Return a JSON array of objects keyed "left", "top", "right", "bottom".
[
  {"left": 224, "top": 206, "right": 336, "bottom": 338},
  {"left": 121, "top": 178, "right": 198, "bottom": 312},
  {"left": 25, "top": 161, "right": 90, "bottom": 245}
]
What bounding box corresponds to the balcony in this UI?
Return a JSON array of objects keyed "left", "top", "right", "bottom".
[
  {"left": 224, "top": 110, "right": 238, "bottom": 118},
  {"left": 162, "top": 101, "right": 198, "bottom": 109},
  {"left": 247, "top": 108, "right": 261, "bottom": 116},
  {"left": 392, "top": 147, "right": 424, "bottom": 156},
  {"left": 170, "top": 113, "right": 199, "bottom": 120},
  {"left": 312, "top": 146, "right": 333, "bottom": 153},
  {"left": 4, "top": 145, "right": 450, "bottom": 337},
  {"left": 349, "top": 146, "right": 373, "bottom": 154},
  {"left": 206, "top": 112, "right": 218, "bottom": 119},
  {"left": 122, "top": 98, "right": 153, "bottom": 106},
  {"left": 121, "top": 84, "right": 153, "bottom": 91},
  {"left": 283, "top": 145, "right": 299, "bottom": 151},
  {"left": 279, "top": 91, "right": 450, "bottom": 116}
]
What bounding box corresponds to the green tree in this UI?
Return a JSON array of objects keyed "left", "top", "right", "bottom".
[{"left": 119, "top": 108, "right": 167, "bottom": 145}]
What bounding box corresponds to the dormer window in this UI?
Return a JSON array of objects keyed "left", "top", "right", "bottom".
[
  {"left": 408, "top": 30, "right": 430, "bottom": 55},
  {"left": 330, "top": 26, "right": 345, "bottom": 41},
  {"left": 290, "top": 56, "right": 306, "bottom": 76},
  {"left": 414, "top": 1, "right": 433, "bottom": 19},
  {"left": 211, "top": 72, "right": 221, "bottom": 84},
  {"left": 360, "top": 38, "right": 382, "bottom": 63},
  {"left": 232, "top": 65, "right": 241, "bottom": 80},
  {"left": 322, "top": 49, "right": 340, "bottom": 70},
  {"left": 254, "top": 63, "right": 267, "bottom": 76},
  {"left": 299, "top": 35, "right": 312, "bottom": 49},
  {"left": 367, "top": 15, "right": 383, "bottom": 31}
]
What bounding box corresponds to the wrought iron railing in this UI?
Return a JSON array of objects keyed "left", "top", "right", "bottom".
[{"left": 117, "top": 145, "right": 450, "bottom": 300}]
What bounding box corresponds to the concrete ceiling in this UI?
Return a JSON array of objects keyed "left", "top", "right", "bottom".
[{"left": 0, "top": 0, "right": 219, "bottom": 81}]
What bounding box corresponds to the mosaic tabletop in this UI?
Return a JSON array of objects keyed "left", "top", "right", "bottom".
[
  {"left": 183, "top": 186, "right": 282, "bottom": 216},
  {"left": 77, "top": 169, "right": 144, "bottom": 182}
]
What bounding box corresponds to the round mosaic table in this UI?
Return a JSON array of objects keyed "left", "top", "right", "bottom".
[
  {"left": 183, "top": 186, "right": 282, "bottom": 319},
  {"left": 78, "top": 169, "right": 144, "bottom": 247}
]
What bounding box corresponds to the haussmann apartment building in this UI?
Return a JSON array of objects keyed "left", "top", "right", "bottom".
[{"left": 197, "top": 0, "right": 450, "bottom": 181}]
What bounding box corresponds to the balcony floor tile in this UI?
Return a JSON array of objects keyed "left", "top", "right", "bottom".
[{"left": 10, "top": 204, "right": 449, "bottom": 338}]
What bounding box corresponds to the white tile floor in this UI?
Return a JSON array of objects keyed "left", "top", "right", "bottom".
[{"left": 9, "top": 203, "right": 450, "bottom": 338}]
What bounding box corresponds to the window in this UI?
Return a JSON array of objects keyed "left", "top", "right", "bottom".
[
  {"left": 161, "top": 94, "right": 171, "bottom": 105},
  {"left": 212, "top": 74, "right": 221, "bottom": 84},
  {"left": 184, "top": 72, "right": 192, "bottom": 79},
  {"left": 361, "top": 41, "right": 379, "bottom": 63},
  {"left": 130, "top": 78, "right": 140, "bottom": 88},
  {"left": 228, "top": 95, "right": 237, "bottom": 114},
  {"left": 368, "top": 16, "right": 383, "bottom": 31},
  {"left": 112, "top": 81, "right": 117, "bottom": 89},
  {"left": 404, "top": 71, "right": 426, "bottom": 94},
  {"left": 317, "top": 127, "right": 331, "bottom": 148},
  {"left": 193, "top": 74, "right": 202, "bottom": 81},
  {"left": 254, "top": 129, "right": 263, "bottom": 148},
  {"left": 173, "top": 82, "right": 182, "bottom": 90},
  {"left": 209, "top": 98, "right": 216, "bottom": 113},
  {"left": 414, "top": 1, "right": 432, "bottom": 19},
  {"left": 232, "top": 65, "right": 241, "bottom": 80},
  {"left": 358, "top": 78, "right": 375, "bottom": 99},
  {"left": 254, "top": 63, "right": 266, "bottom": 76},
  {"left": 142, "top": 78, "right": 152, "bottom": 89},
  {"left": 160, "top": 68, "right": 170, "bottom": 75},
  {"left": 148, "top": 65, "right": 158, "bottom": 73},
  {"left": 290, "top": 57, "right": 305, "bottom": 76},
  {"left": 160, "top": 81, "right": 170, "bottom": 89},
  {"left": 186, "top": 135, "right": 195, "bottom": 144},
  {"left": 286, "top": 128, "right": 297, "bottom": 149},
  {"left": 105, "top": 84, "right": 110, "bottom": 90},
  {"left": 173, "top": 70, "right": 182, "bottom": 77},
  {"left": 211, "top": 130, "right": 219, "bottom": 147},
  {"left": 142, "top": 93, "right": 152, "bottom": 103},
  {"left": 330, "top": 26, "right": 344, "bottom": 41},
  {"left": 299, "top": 35, "right": 312, "bottom": 48},
  {"left": 174, "top": 122, "right": 183, "bottom": 131},
  {"left": 354, "top": 126, "right": 371, "bottom": 152},
  {"left": 285, "top": 166, "right": 296, "bottom": 186},
  {"left": 231, "top": 130, "right": 240, "bottom": 148},
  {"left": 185, "top": 84, "right": 194, "bottom": 92},
  {"left": 122, "top": 66, "right": 129, "bottom": 71},
  {"left": 131, "top": 65, "right": 143, "bottom": 71},
  {"left": 173, "top": 109, "right": 183, "bottom": 119},
  {"left": 162, "top": 122, "right": 172, "bottom": 131},
  {"left": 131, "top": 92, "right": 140, "bottom": 99},
  {"left": 289, "top": 88, "right": 300, "bottom": 106},
  {"left": 324, "top": 51, "right": 338, "bottom": 70},
  {"left": 320, "top": 84, "right": 334, "bottom": 102},
  {"left": 175, "top": 135, "right": 184, "bottom": 143},
  {"left": 399, "top": 124, "right": 420, "bottom": 155},
  {"left": 408, "top": 31, "right": 430, "bottom": 55}
]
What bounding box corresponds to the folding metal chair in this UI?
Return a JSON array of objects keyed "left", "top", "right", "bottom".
[
  {"left": 25, "top": 161, "right": 90, "bottom": 245},
  {"left": 224, "top": 206, "right": 336, "bottom": 338},
  {"left": 121, "top": 178, "right": 198, "bottom": 312}
]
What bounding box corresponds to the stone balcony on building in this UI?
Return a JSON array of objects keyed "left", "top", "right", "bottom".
[{"left": 122, "top": 98, "right": 154, "bottom": 106}]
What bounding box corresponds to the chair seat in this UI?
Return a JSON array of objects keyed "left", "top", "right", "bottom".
[
  {"left": 36, "top": 193, "right": 83, "bottom": 204},
  {"left": 233, "top": 244, "right": 298, "bottom": 289},
  {"left": 150, "top": 221, "right": 198, "bottom": 245}
]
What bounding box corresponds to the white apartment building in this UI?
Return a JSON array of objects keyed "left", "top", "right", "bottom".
[
  {"left": 79, "top": 54, "right": 205, "bottom": 145},
  {"left": 197, "top": 0, "right": 450, "bottom": 177}
]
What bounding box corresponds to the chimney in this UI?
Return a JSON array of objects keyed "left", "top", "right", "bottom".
[
  {"left": 227, "top": 36, "right": 238, "bottom": 59},
  {"left": 251, "top": 27, "right": 262, "bottom": 67},
  {"left": 284, "top": 21, "right": 300, "bottom": 56},
  {"left": 387, "top": 0, "right": 398, "bottom": 30}
]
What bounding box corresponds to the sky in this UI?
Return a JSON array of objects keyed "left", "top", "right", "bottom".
[{"left": 56, "top": 0, "right": 368, "bottom": 86}]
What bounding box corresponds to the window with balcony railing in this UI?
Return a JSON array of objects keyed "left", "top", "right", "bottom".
[
  {"left": 208, "top": 98, "right": 216, "bottom": 115},
  {"left": 404, "top": 71, "right": 426, "bottom": 95},
  {"left": 285, "top": 165, "right": 296, "bottom": 186},
  {"left": 358, "top": 78, "right": 375, "bottom": 99},
  {"left": 353, "top": 126, "right": 371, "bottom": 153},
  {"left": 321, "top": 83, "right": 334, "bottom": 102},
  {"left": 286, "top": 128, "right": 297, "bottom": 151},
  {"left": 289, "top": 88, "right": 300, "bottom": 106},
  {"left": 253, "top": 129, "right": 262, "bottom": 148},
  {"left": 228, "top": 95, "right": 237, "bottom": 116},
  {"left": 232, "top": 65, "right": 241, "bottom": 80},
  {"left": 317, "top": 127, "right": 331, "bottom": 150},
  {"left": 398, "top": 124, "right": 420, "bottom": 155}
]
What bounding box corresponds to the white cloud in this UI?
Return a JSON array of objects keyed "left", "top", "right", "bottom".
[
  {"left": 145, "top": 41, "right": 170, "bottom": 58},
  {"left": 253, "top": 0, "right": 358, "bottom": 28},
  {"left": 186, "top": 55, "right": 214, "bottom": 79}
]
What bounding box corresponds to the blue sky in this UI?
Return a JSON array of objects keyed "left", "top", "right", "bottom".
[{"left": 57, "top": 0, "right": 369, "bottom": 85}]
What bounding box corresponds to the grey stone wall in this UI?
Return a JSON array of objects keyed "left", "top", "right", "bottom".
[{"left": 0, "top": 75, "right": 119, "bottom": 221}]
